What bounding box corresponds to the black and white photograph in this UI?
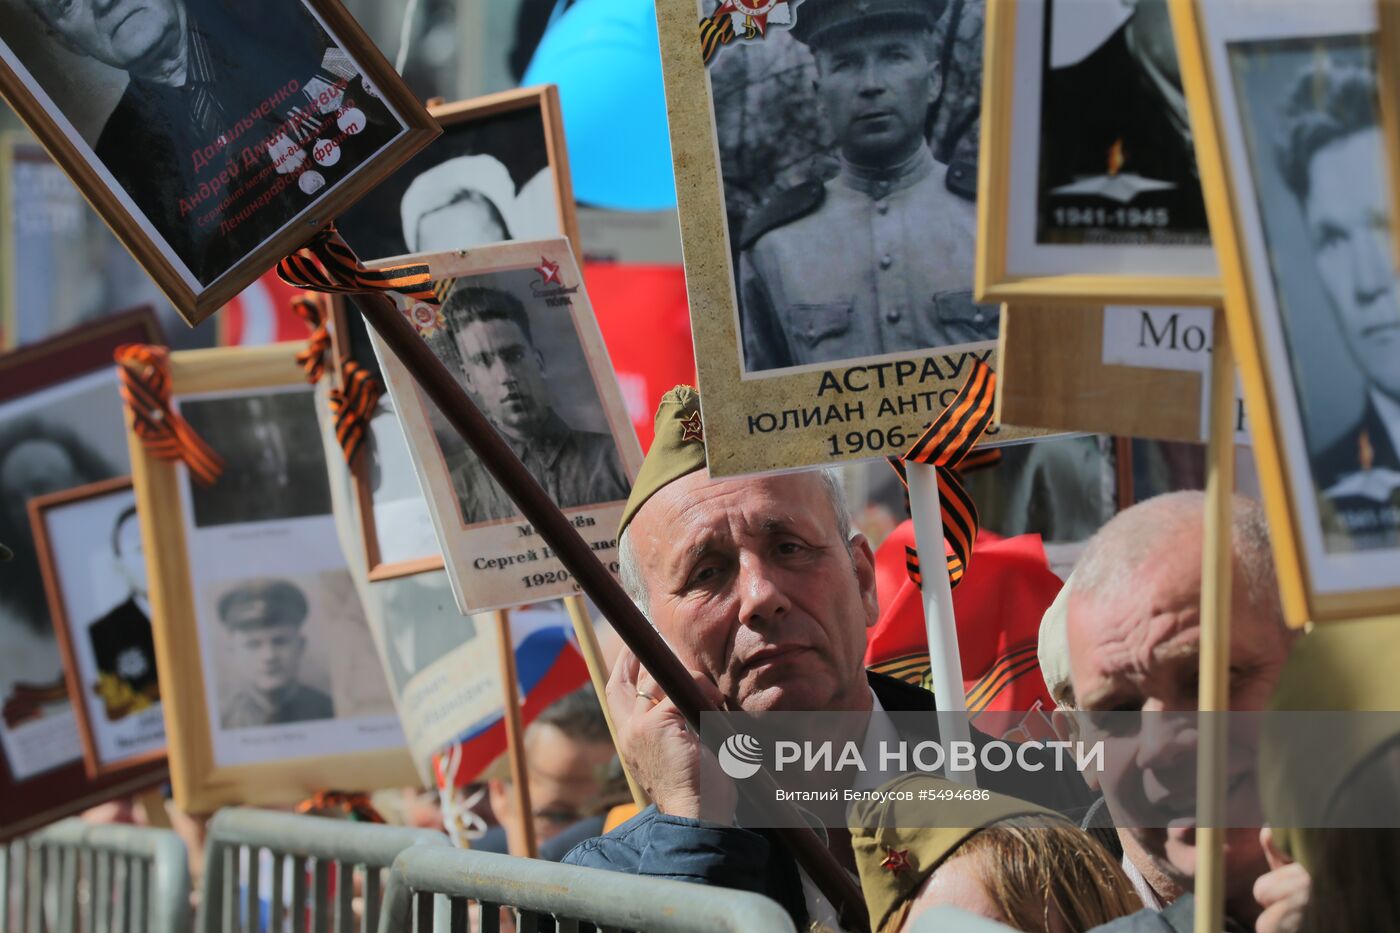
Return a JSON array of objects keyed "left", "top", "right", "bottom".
[
  {"left": 31, "top": 479, "right": 165, "bottom": 778},
  {"left": 975, "top": 0, "right": 1218, "bottom": 305},
  {"left": 0, "top": 135, "right": 214, "bottom": 350},
  {"left": 0, "top": 370, "right": 130, "bottom": 782},
  {"left": 709, "top": 0, "right": 999, "bottom": 373},
  {"left": 423, "top": 268, "right": 629, "bottom": 527},
  {"left": 374, "top": 240, "right": 641, "bottom": 612},
  {"left": 0, "top": 0, "right": 436, "bottom": 322},
  {"left": 1036, "top": 0, "right": 1207, "bottom": 246},
  {"left": 337, "top": 86, "right": 574, "bottom": 263},
  {"left": 179, "top": 388, "right": 333, "bottom": 528},
  {"left": 1229, "top": 33, "right": 1400, "bottom": 555}
]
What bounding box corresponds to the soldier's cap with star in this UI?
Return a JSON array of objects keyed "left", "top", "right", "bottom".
[
  {"left": 790, "top": 0, "right": 938, "bottom": 49},
  {"left": 850, "top": 774, "right": 1063, "bottom": 931},
  {"left": 1260, "top": 617, "right": 1400, "bottom": 871},
  {"left": 218, "top": 579, "right": 309, "bottom": 632},
  {"left": 617, "top": 385, "right": 708, "bottom": 539}
]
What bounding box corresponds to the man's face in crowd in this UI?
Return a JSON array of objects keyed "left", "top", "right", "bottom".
[
  {"left": 492, "top": 724, "right": 617, "bottom": 844},
  {"left": 629, "top": 470, "right": 878, "bottom": 713},
  {"left": 453, "top": 317, "right": 550, "bottom": 438},
  {"left": 1304, "top": 127, "right": 1400, "bottom": 401},
  {"left": 415, "top": 196, "right": 509, "bottom": 254},
  {"left": 232, "top": 624, "right": 305, "bottom": 694},
  {"left": 29, "top": 0, "right": 183, "bottom": 74},
  {"left": 814, "top": 28, "right": 936, "bottom": 168},
  {"left": 1, "top": 439, "right": 81, "bottom": 541},
  {"left": 1066, "top": 535, "right": 1291, "bottom": 916},
  {"left": 113, "top": 515, "right": 146, "bottom": 599}
]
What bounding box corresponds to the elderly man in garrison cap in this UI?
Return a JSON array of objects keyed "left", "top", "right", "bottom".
[
  {"left": 563, "top": 386, "right": 1093, "bottom": 928},
  {"left": 218, "top": 579, "right": 333, "bottom": 729},
  {"left": 735, "top": 0, "right": 999, "bottom": 373}
]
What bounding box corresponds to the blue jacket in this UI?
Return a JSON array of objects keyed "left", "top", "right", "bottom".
[{"left": 564, "top": 673, "right": 1099, "bottom": 926}]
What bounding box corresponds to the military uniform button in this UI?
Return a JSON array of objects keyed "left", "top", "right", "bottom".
[
  {"left": 973, "top": 311, "right": 984, "bottom": 323},
  {"left": 879, "top": 254, "right": 893, "bottom": 269},
  {"left": 876, "top": 202, "right": 889, "bottom": 215},
  {"left": 885, "top": 310, "right": 901, "bottom": 323}
]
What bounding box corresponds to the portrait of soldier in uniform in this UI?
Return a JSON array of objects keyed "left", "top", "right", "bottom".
[
  {"left": 86, "top": 504, "right": 159, "bottom": 721},
  {"left": 730, "top": 0, "right": 1000, "bottom": 373},
  {"left": 216, "top": 578, "right": 334, "bottom": 730},
  {"left": 1267, "top": 57, "right": 1400, "bottom": 550},
  {"left": 433, "top": 281, "right": 630, "bottom": 526},
  {"left": 1036, "top": 0, "right": 1209, "bottom": 245},
  {"left": 1, "top": 0, "right": 404, "bottom": 286}
]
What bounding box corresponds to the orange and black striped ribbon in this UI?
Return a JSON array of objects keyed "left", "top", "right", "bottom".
[
  {"left": 115, "top": 344, "right": 224, "bottom": 486},
  {"left": 290, "top": 294, "right": 332, "bottom": 383},
  {"left": 276, "top": 224, "right": 440, "bottom": 306},
  {"left": 890, "top": 358, "right": 998, "bottom": 591},
  {"left": 700, "top": 6, "right": 737, "bottom": 65},
  {"left": 328, "top": 360, "right": 382, "bottom": 467},
  {"left": 296, "top": 790, "right": 385, "bottom": 824}
]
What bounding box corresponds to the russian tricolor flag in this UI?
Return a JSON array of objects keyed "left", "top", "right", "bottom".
[{"left": 433, "top": 604, "right": 590, "bottom": 788}]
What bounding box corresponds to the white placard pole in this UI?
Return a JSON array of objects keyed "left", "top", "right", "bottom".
[{"left": 905, "top": 460, "right": 977, "bottom": 787}]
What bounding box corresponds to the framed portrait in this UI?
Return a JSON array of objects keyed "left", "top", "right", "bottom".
[
  {"left": 655, "top": 0, "right": 1044, "bottom": 477},
  {"left": 336, "top": 85, "right": 580, "bottom": 263},
  {"left": 0, "top": 132, "right": 216, "bottom": 351},
  {"left": 975, "top": 0, "right": 1220, "bottom": 305},
  {"left": 126, "top": 344, "right": 414, "bottom": 811},
  {"left": 0, "top": 0, "right": 438, "bottom": 326},
  {"left": 370, "top": 238, "right": 643, "bottom": 614},
  {"left": 30, "top": 477, "right": 165, "bottom": 781},
  {"left": 0, "top": 308, "right": 165, "bottom": 841},
  {"left": 329, "top": 296, "right": 444, "bottom": 580},
  {"left": 1174, "top": 0, "right": 1400, "bottom": 623}
]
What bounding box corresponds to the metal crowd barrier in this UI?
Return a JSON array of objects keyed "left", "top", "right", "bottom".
[
  {"left": 197, "top": 807, "right": 448, "bottom": 933},
  {"left": 1, "top": 818, "right": 191, "bottom": 933},
  {"left": 376, "top": 844, "right": 798, "bottom": 933}
]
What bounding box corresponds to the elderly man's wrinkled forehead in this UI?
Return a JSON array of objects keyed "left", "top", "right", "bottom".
[{"left": 630, "top": 468, "right": 847, "bottom": 550}]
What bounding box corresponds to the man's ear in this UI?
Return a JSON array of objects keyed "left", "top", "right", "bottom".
[{"left": 850, "top": 533, "right": 880, "bottom": 629}]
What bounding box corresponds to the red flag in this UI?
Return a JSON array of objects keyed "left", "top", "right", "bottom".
[{"left": 866, "top": 521, "right": 1063, "bottom": 715}]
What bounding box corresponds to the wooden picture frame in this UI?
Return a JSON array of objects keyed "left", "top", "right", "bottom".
[
  {"left": 0, "top": 0, "right": 438, "bottom": 327},
  {"left": 30, "top": 477, "right": 166, "bottom": 782},
  {"left": 1378, "top": 0, "right": 1400, "bottom": 268},
  {"left": 328, "top": 295, "right": 444, "bottom": 580},
  {"left": 0, "top": 308, "right": 165, "bottom": 841},
  {"left": 371, "top": 239, "right": 643, "bottom": 614},
  {"left": 1173, "top": 0, "right": 1400, "bottom": 624},
  {"left": 127, "top": 344, "right": 415, "bottom": 811},
  {"left": 338, "top": 86, "right": 581, "bottom": 265},
  {"left": 976, "top": 0, "right": 1220, "bottom": 306},
  {"left": 654, "top": 0, "right": 1045, "bottom": 477}
]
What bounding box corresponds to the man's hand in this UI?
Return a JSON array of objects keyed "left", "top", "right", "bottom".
[
  {"left": 1254, "top": 827, "right": 1310, "bottom": 933},
  {"left": 607, "top": 647, "right": 737, "bottom": 824}
]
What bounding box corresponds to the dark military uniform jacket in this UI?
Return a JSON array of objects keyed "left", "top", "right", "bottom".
[
  {"left": 737, "top": 146, "right": 998, "bottom": 372},
  {"left": 444, "top": 415, "right": 629, "bottom": 525},
  {"left": 220, "top": 682, "right": 334, "bottom": 729}
]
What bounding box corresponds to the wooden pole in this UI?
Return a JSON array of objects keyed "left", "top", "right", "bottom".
[
  {"left": 562, "top": 596, "right": 648, "bottom": 808},
  {"left": 1195, "top": 308, "right": 1235, "bottom": 933},
  {"left": 350, "top": 292, "right": 868, "bottom": 930},
  {"left": 905, "top": 461, "right": 977, "bottom": 787},
  {"left": 493, "top": 609, "right": 538, "bottom": 858}
]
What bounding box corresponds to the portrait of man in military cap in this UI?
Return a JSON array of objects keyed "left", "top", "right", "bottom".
[
  {"left": 429, "top": 272, "right": 630, "bottom": 526},
  {"left": 216, "top": 578, "right": 334, "bottom": 730},
  {"left": 714, "top": 0, "right": 999, "bottom": 373}
]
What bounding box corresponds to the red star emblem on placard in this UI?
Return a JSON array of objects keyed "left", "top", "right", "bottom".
[
  {"left": 535, "top": 256, "right": 562, "bottom": 286},
  {"left": 880, "top": 848, "right": 912, "bottom": 873},
  {"left": 680, "top": 411, "right": 704, "bottom": 443}
]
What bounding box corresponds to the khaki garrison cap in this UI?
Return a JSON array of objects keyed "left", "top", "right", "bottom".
[
  {"left": 789, "top": 0, "right": 938, "bottom": 48},
  {"left": 617, "top": 385, "right": 708, "bottom": 539},
  {"left": 850, "top": 774, "right": 1064, "bottom": 932},
  {"left": 218, "top": 579, "right": 309, "bottom": 632}
]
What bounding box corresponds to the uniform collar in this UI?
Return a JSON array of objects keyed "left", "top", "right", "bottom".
[{"left": 838, "top": 144, "right": 936, "bottom": 200}]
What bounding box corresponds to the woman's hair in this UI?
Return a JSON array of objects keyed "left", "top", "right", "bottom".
[{"left": 881, "top": 817, "right": 1142, "bottom": 933}]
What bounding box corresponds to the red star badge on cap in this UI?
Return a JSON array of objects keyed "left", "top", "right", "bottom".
[
  {"left": 680, "top": 411, "right": 704, "bottom": 443},
  {"left": 880, "top": 848, "right": 912, "bottom": 873},
  {"left": 535, "top": 256, "right": 562, "bottom": 286}
]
